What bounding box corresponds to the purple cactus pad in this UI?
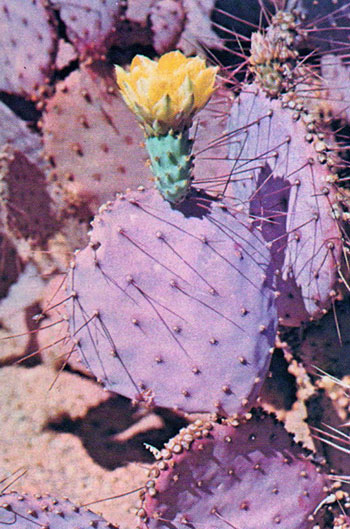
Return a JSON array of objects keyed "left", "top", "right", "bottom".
[
  {"left": 49, "top": 0, "right": 121, "bottom": 59},
  {"left": 0, "top": 492, "right": 117, "bottom": 528},
  {"left": 139, "top": 411, "right": 332, "bottom": 529},
  {"left": 66, "top": 186, "right": 277, "bottom": 415},
  {"left": 0, "top": 101, "right": 46, "bottom": 170},
  {"left": 0, "top": 0, "right": 57, "bottom": 98},
  {"left": 228, "top": 84, "right": 343, "bottom": 324},
  {"left": 43, "top": 62, "right": 151, "bottom": 212}
]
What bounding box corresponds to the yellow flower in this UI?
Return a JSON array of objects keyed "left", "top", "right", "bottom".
[{"left": 115, "top": 51, "right": 218, "bottom": 135}]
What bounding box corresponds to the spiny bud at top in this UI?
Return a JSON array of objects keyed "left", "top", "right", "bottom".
[{"left": 115, "top": 51, "right": 218, "bottom": 136}]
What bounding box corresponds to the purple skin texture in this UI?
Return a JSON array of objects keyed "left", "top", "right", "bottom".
[
  {"left": 48, "top": 0, "right": 121, "bottom": 60},
  {"left": 0, "top": 146, "right": 58, "bottom": 247},
  {"left": 150, "top": 0, "right": 186, "bottom": 54},
  {"left": 0, "top": 492, "right": 117, "bottom": 528},
  {"left": 42, "top": 62, "right": 151, "bottom": 214},
  {"left": 0, "top": 101, "right": 46, "bottom": 170},
  {"left": 139, "top": 411, "right": 331, "bottom": 529},
  {"left": 0, "top": 231, "right": 23, "bottom": 300},
  {"left": 66, "top": 186, "right": 278, "bottom": 415},
  {"left": 0, "top": 0, "right": 57, "bottom": 98},
  {"left": 228, "top": 84, "right": 343, "bottom": 325}
]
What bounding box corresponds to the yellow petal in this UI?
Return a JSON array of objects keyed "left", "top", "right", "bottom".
[
  {"left": 182, "top": 56, "right": 207, "bottom": 78},
  {"left": 193, "top": 67, "right": 218, "bottom": 108},
  {"left": 115, "top": 64, "right": 129, "bottom": 90},
  {"left": 157, "top": 50, "right": 188, "bottom": 73},
  {"left": 130, "top": 54, "right": 155, "bottom": 72}
]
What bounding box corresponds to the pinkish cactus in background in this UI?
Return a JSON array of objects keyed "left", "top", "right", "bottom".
[
  {"left": 48, "top": 0, "right": 122, "bottom": 60},
  {"left": 0, "top": 0, "right": 57, "bottom": 99},
  {"left": 42, "top": 62, "right": 152, "bottom": 214}
]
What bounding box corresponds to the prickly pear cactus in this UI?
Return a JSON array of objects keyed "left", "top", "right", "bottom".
[
  {"left": 66, "top": 187, "right": 277, "bottom": 415},
  {"left": 0, "top": 492, "right": 118, "bottom": 528},
  {"left": 228, "top": 84, "right": 344, "bottom": 324},
  {"left": 0, "top": 0, "right": 57, "bottom": 98},
  {"left": 138, "top": 411, "right": 332, "bottom": 529}
]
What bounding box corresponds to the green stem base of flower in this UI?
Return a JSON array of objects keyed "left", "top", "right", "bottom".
[{"left": 146, "top": 130, "right": 193, "bottom": 204}]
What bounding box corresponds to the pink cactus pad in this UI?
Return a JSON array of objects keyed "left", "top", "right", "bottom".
[
  {"left": 0, "top": 0, "right": 57, "bottom": 98},
  {"left": 49, "top": 0, "right": 121, "bottom": 59},
  {"left": 43, "top": 62, "right": 151, "bottom": 213}
]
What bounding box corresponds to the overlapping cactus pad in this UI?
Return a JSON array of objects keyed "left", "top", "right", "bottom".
[
  {"left": 0, "top": 0, "right": 57, "bottom": 98},
  {"left": 150, "top": 0, "right": 186, "bottom": 54},
  {"left": 66, "top": 187, "right": 277, "bottom": 415},
  {"left": 0, "top": 101, "right": 46, "bottom": 170},
  {"left": 228, "top": 84, "right": 343, "bottom": 324},
  {"left": 43, "top": 62, "right": 152, "bottom": 212},
  {"left": 0, "top": 145, "right": 58, "bottom": 246},
  {"left": 0, "top": 492, "right": 117, "bottom": 528},
  {"left": 49, "top": 0, "right": 121, "bottom": 59},
  {"left": 139, "top": 411, "right": 331, "bottom": 529}
]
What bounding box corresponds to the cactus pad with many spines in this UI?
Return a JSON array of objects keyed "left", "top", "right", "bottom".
[
  {"left": 0, "top": 492, "right": 117, "bottom": 528},
  {"left": 66, "top": 186, "right": 277, "bottom": 415},
  {"left": 0, "top": 0, "right": 57, "bottom": 98},
  {"left": 228, "top": 84, "right": 343, "bottom": 324},
  {"left": 139, "top": 411, "right": 331, "bottom": 529}
]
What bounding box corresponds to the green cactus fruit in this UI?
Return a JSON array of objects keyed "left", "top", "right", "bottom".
[{"left": 146, "top": 129, "right": 193, "bottom": 203}]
